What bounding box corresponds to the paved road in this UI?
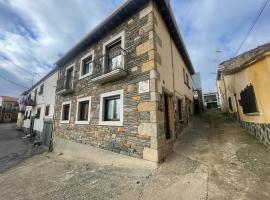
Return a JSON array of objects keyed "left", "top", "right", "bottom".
[
  {"left": 0, "top": 123, "right": 34, "bottom": 173},
  {"left": 0, "top": 111, "right": 269, "bottom": 199}
]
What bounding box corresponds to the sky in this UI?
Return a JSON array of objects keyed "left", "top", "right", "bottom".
[{"left": 0, "top": 0, "right": 269, "bottom": 97}]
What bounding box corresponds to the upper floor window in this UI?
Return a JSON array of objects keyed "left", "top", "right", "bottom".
[
  {"left": 240, "top": 84, "right": 259, "bottom": 114},
  {"left": 103, "top": 31, "right": 125, "bottom": 73},
  {"left": 39, "top": 84, "right": 44, "bottom": 95},
  {"left": 80, "top": 51, "right": 94, "bottom": 79}
]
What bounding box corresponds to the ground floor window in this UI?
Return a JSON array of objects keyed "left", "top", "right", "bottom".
[
  {"left": 240, "top": 84, "right": 258, "bottom": 114},
  {"left": 36, "top": 107, "right": 41, "bottom": 119},
  {"left": 177, "top": 99, "right": 183, "bottom": 120},
  {"left": 75, "top": 96, "right": 91, "bottom": 124},
  {"left": 61, "top": 101, "right": 71, "bottom": 123},
  {"left": 45, "top": 105, "right": 50, "bottom": 116},
  {"left": 99, "top": 89, "right": 123, "bottom": 126}
]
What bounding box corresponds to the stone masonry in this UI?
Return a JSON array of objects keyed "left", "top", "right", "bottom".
[
  {"left": 241, "top": 121, "right": 270, "bottom": 147},
  {"left": 54, "top": 2, "right": 192, "bottom": 162}
]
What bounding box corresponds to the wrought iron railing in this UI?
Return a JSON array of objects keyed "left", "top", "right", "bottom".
[
  {"left": 91, "top": 47, "right": 127, "bottom": 78},
  {"left": 56, "top": 75, "right": 74, "bottom": 92}
]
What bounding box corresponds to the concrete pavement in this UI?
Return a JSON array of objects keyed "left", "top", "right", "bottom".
[{"left": 0, "top": 111, "right": 269, "bottom": 199}]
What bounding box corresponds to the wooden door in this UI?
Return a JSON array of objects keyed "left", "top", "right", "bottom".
[
  {"left": 164, "top": 93, "right": 174, "bottom": 139},
  {"left": 42, "top": 120, "right": 53, "bottom": 147}
]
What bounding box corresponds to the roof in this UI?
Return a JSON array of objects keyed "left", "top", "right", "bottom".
[
  {"left": 55, "top": 0, "right": 195, "bottom": 74},
  {"left": 22, "top": 67, "right": 58, "bottom": 95},
  {"left": 0, "top": 96, "right": 18, "bottom": 102},
  {"left": 219, "top": 43, "right": 270, "bottom": 76}
]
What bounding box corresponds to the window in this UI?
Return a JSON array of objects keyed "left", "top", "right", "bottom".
[
  {"left": 103, "top": 31, "right": 125, "bottom": 73},
  {"left": 75, "top": 97, "right": 91, "bottom": 124},
  {"left": 106, "top": 40, "right": 122, "bottom": 72},
  {"left": 178, "top": 99, "right": 183, "bottom": 120},
  {"left": 61, "top": 101, "right": 71, "bottom": 123},
  {"left": 28, "top": 111, "right": 32, "bottom": 119},
  {"left": 99, "top": 89, "right": 124, "bottom": 126},
  {"left": 183, "top": 68, "right": 186, "bottom": 84},
  {"left": 186, "top": 73, "right": 190, "bottom": 88},
  {"left": 39, "top": 84, "right": 44, "bottom": 95},
  {"left": 240, "top": 84, "right": 258, "bottom": 114},
  {"left": 45, "top": 105, "right": 50, "bottom": 116},
  {"left": 80, "top": 51, "right": 94, "bottom": 79},
  {"left": 36, "top": 107, "right": 41, "bottom": 119},
  {"left": 228, "top": 97, "right": 233, "bottom": 111}
]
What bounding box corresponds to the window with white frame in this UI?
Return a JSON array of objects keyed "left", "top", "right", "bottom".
[
  {"left": 80, "top": 51, "right": 94, "bottom": 78},
  {"left": 103, "top": 31, "right": 125, "bottom": 72},
  {"left": 61, "top": 101, "right": 71, "bottom": 123},
  {"left": 75, "top": 96, "right": 91, "bottom": 124},
  {"left": 99, "top": 89, "right": 123, "bottom": 126}
]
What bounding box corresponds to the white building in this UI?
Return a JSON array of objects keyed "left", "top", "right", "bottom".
[{"left": 18, "top": 68, "right": 58, "bottom": 146}]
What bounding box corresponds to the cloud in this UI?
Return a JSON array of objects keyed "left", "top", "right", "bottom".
[
  {"left": 171, "top": 0, "right": 270, "bottom": 93},
  {"left": 0, "top": 0, "right": 269, "bottom": 96},
  {"left": 0, "top": 0, "right": 122, "bottom": 96}
]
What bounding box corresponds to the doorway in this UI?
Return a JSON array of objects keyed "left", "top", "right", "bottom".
[{"left": 164, "top": 92, "right": 174, "bottom": 140}]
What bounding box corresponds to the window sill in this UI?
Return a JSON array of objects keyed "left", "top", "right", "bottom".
[
  {"left": 99, "top": 121, "right": 123, "bottom": 126},
  {"left": 245, "top": 112, "right": 260, "bottom": 116},
  {"left": 60, "top": 120, "right": 70, "bottom": 124},
  {"left": 75, "top": 121, "right": 90, "bottom": 125},
  {"left": 79, "top": 73, "right": 92, "bottom": 80}
]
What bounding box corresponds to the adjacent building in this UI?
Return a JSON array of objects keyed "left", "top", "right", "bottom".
[
  {"left": 203, "top": 92, "right": 219, "bottom": 109},
  {"left": 17, "top": 69, "right": 58, "bottom": 146},
  {"left": 192, "top": 72, "right": 203, "bottom": 113},
  {"left": 217, "top": 43, "right": 270, "bottom": 147},
  {"left": 53, "top": 0, "right": 195, "bottom": 162},
  {"left": 0, "top": 96, "right": 18, "bottom": 123}
]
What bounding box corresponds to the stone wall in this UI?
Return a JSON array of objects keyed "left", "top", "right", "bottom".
[
  {"left": 241, "top": 121, "right": 270, "bottom": 147},
  {"left": 54, "top": 2, "right": 193, "bottom": 162}
]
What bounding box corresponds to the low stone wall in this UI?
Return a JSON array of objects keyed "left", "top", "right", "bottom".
[{"left": 241, "top": 121, "right": 270, "bottom": 147}]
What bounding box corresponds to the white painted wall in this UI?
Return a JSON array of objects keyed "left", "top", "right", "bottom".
[
  {"left": 23, "top": 71, "right": 58, "bottom": 133},
  {"left": 0, "top": 97, "right": 2, "bottom": 106}
]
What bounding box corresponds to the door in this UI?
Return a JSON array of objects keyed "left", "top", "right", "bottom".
[
  {"left": 42, "top": 120, "right": 53, "bottom": 147},
  {"left": 164, "top": 93, "right": 174, "bottom": 139}
]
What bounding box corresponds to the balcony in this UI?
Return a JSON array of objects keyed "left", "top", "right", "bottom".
[
  {"left": 90, "top": 47, "right": 127, "bottom": 84},
  {"left": 56, "top": 75, "right": 74, "bottom": 95}
]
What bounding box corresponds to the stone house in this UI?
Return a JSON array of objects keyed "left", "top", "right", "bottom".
[
  {"left": 217, "top": 43, "right": 270, "bottom": 147},
  {"left": 17, "top": 69, "right": 58, "bottom": 147},
  {"left": 54, "top": 0, "right": 195, "bottom": 162},
  {"left": 0, "top": 96, "right": 18, "bottom": 123}
]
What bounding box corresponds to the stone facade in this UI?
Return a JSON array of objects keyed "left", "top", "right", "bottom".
[
  {"left": 241, "top": 121, "right": 270, "bottom": 147},
  {"left": 54, "top": 2, "right": 193, "bottom": 162}
]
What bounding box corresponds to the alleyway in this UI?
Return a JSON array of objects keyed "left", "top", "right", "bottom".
[{"left": 0, "top": 111, "right": 269, "bottom": 199}]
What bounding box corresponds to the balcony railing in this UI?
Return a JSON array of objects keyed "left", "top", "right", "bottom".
[
  {"left": 90, "top": 47, "right": 128, "bottom": 84},
  {"left": 56, "top": 75, "right": 74, "bottom": 95}
]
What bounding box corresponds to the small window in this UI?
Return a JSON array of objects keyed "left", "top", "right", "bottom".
[
  {"left": 61, "top": 102, "right": 71, "bottom": 123},
  {"left": 99, "top": 90, "right": 123, "bottom": 126},
  {"left": 76, "top": 97, "right": 91, "bottom": 124},
  {"left": 186, "top": 73, "right": 190, "bottom": 88},
  {"left": 28, "top": 111, "right": 31, "bottom": 119},
  {"left": 240, "top": 84, "right": 258, "bottom": 114},
  {"left": 80, "top": 52, "right": 94, "bottom": 78},
  {"left": 45, "top": 105, "right": 50, "bottom": 116},
  {"left": 36, "top": 108, "right": 41, "bottom": 119},
  {"left": 82, "top": 56, "right": 93, "bottom": 76},
  {"left": 39, "top": 84, "right": 44, "bottom": 95},
  {"left": 178, "top": 99, "right": 183, "bottom": 120}
]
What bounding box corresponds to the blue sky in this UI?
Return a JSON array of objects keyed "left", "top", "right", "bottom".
[{"left": 0, "top": 0, "right": 269, "bottom": 97}]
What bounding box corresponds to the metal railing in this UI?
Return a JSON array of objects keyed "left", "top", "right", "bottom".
[
  {"left": 91, "top": 47, "right": 127, "bottom": 78},
  {"left": 56, "top": 75, "right": 74, "bottom": 92}
]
